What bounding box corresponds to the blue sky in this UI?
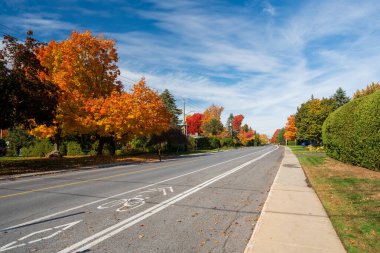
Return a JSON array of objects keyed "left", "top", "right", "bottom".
[{"left": 1, "top": 0, "right": 380, "bottom": 135}]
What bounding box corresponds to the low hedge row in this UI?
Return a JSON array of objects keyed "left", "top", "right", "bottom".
[
  {"left": 322, "top": 90, "right": 380, "bottom": 170},
  {"left": 189, "top": 137, "right": 236, "bottom": 150}
]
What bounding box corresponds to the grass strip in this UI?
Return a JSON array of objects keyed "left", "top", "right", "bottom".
[{"left": 289, "top": 145, "right": 380, "bottom": 253}]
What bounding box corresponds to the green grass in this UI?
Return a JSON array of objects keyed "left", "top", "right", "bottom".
[
  {"left": 298, "top": 156, "right": 325, "bottom": 166},
  {"left": 0, "top": 154, "right": 160, "bottom": 176},
  {"left": 290, "top": 146, "right": 380, "bottom": 253},
  {"left": 0, "top": 156, "right": 43, "bottom": 161},
  {"left": 288, "top": 145, "right": 307, "bottom": 154}
]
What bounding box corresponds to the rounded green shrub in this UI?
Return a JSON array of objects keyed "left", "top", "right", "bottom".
[
  {"left": 209, "top": 137, "right": 221, "bottom": 149},
  {"left": 22, "top": 139, "right": 53, "bottom": 157},
  {"left": 322, "top": 90, "right": 380, "bottom": 170},
  {"left": 66, "top": 141, "right": 82, "bottom": 156},
  {"left": 220, "top": 138, "right": 234, "bottom": 147},
  {"left": 196, "top": 137, "right": 211, "bottom": 149}
]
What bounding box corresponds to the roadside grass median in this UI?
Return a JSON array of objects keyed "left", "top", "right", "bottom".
[
  {"left": 289, "top": 145, "right": 380, "bottom": 253},
  {"left": 0, "top": 146, "right": 239, "bottom": 176},
  {"left": 0, "top": 154, "right": 159, "bottom": 176}
]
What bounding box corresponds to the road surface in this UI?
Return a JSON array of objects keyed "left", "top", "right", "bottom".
[{"left": 0, "top": 146, "right": 283, "bottom": 253}]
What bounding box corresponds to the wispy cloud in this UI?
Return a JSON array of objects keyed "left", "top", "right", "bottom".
[
  {"left": 0, "top": 13, "right": 78, "bottom": 37},
  {"left": 262, "top": 1, "right": 276, "bottom": 16},
  {"left": 114, "top": 0, "right": 380, "bottom": 134}
]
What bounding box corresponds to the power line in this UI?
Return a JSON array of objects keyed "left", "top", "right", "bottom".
[
  {"left": 119, "top": 75, "right": 139, "bottom": 84},
  {"left": 186, "top": 100, "right": 205, "bottom": 112},
  {"left": 0, "top": 23, "right": 21, "bottom": 36}
]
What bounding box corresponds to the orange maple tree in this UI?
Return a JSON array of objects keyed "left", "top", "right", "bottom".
[
  {"left": 201, "top": 104, "right": 224, "bottom": 135},
  {"left": 284, "top": 115, "right": 297, "bottom": 141},
  {"left": 271, "top": 129, "right": 281, "bottom": 143},
  {"left": 238, "top": 129, "right": 255, "bottom": 145},
  {"left": 259, "top": 134, "right": 269, "bottom": 144},
  {"left": 34, "top": 31, "right": 122, "bottom": 138},
  {"left": 84, "top": 79, "right": 171, "bottom": 140},
  {"left": 353, "top": 82, "right": 380, "bottom": 99},
  {"left": 33, "top": 31, "right": 170, "bottom": 155}
]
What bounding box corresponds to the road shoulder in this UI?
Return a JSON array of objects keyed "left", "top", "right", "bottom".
[{"left": 244, "top": 146, "right": 346, "bottom": 253}]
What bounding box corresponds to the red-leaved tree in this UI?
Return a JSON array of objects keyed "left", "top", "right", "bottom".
[
  {"left": 271, "top": 129, "right": 281, "bottom": 143},
  {"left": 232, "top": 114, "right": 244, "bottom": 132},
  {"left": 186, "top": 113, "right": 203, "bottom": 135}
]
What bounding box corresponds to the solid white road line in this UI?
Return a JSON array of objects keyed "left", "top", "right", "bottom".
[
  {"left": 1, "top": 146, "right": 274, "bottom": 232},
  {"left": 58, "top": 146, "right": 279, "bottom": 253}
]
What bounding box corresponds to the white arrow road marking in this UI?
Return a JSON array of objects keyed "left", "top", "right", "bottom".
[
  {"left": 0, "top": 220, "right": 82, "bottom": 252},
  {"left": 139, "top": 186, "right": 174, "bottom": 196},
  {"left": 157, "top": 186, "right": 173, "bottom": 196},
  {"left": 58, "top": 147, "right": 279, "bottom": 253}
]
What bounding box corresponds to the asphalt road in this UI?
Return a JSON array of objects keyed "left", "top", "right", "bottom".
[{"left": 0, "top": 145, "right": 283, "bottom": 253}]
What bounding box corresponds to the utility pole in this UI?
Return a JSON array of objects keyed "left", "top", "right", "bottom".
[
  {"left": 183, "top": 99, "right": 186, "bottom": 137},
  {"left": 183, "top": 99, "right": 188, "bottom": 152}
]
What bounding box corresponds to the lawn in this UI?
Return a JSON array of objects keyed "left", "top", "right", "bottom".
[
  {"left": 289, "top": 145, "right": 380, "bottom": 253},
  {"left": 0, "top": 154, "right": 159, "bottom": 176}
]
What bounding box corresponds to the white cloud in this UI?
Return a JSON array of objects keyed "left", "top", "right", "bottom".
[
  {"left": 114, "top": 0, "right": 380, "bottom": 135},
  {"left": 262, "top": 2, "right": 276, "bottom": 16},
  {"left": 0, "top": 13, "right": 78, "bottom": 38}
]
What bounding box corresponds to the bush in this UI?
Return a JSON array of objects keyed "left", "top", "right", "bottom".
[
  {"left": 220, "top": 138, "right": 234, "bottom": 147},
  {"left": 322, "top": 90, "right": 380, "bottom": 170},
  {"left": 287, "top": 140, "right": 296, "bottom": 146},
  {"left": 209, "top": 137, "right": 221, "bottom": 149},
  {"left": 66, "top": 141, "right": 82, "bottom": 156},
  {"left": 22, "top": 139, "right": 53, "bottom": 157},
  {"left": 196, "top": 137, "right": 211, "bottom": 149},
  {"left": 58, "top": 143, "right": 67, "bottom": 156},
  {"left": 129, "top": 136, "right": 148, "bottom": 151},
  {"left": 188, "top": 137, "right": 196, "bottom": 149}
]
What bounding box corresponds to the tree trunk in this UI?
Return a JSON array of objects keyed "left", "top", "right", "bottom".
[
  {"left": 97, "top": 137, "right": 105, "bottom": 156},
  {"left": 109, "top": 137, "right": 116, "bottom": 156},
  {"left": 158, "top": 148, "right": 162, "bottom": 162}
]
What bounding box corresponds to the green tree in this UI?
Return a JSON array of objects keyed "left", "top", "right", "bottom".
[
  {"left": 5, "top": 127, "right": 35, "bottom": 156},
  {"left": 148, "top": 128, "right": 187, "bottom": 160},
  {"left": 332, "top": 87, "right": 350, "bottom": 109},
  {"left": 226, "top": 113, "right": 234, "bottom": 128},
  {"left": 204, "top": 119, "right": 224, "bottom": 136},
  {"left": 276, "top": 128, "right": 285, "bottom": 145},
  {"left": 295, "top": 97, "right": 335, "bottom": 144},
  {"left": 0, "top": 31, "right": 59, "bottom": 129},
  {"left": 241, "top": 124, "right": 249, "bottom": 133},
  {"left": 160, "top": 89, "right": 182, "bottom": 126}
]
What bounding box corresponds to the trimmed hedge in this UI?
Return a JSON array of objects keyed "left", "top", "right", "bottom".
[{"left": 322, "top": 90, "right": 380, "bottom": 170}]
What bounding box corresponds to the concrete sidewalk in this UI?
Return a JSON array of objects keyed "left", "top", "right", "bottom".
[{"left": 245, "top": 147, "right": 346, "bottom": 253}]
